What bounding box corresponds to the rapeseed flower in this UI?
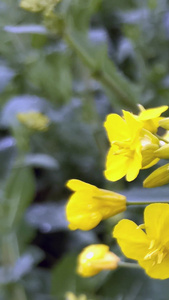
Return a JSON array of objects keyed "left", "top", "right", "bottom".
[
  {"left": 66, "top": 179, "right": 126, "bottom": 231},
  {"left": 17, "top": 111, "right": 49, "bottom": 131},
  {"left": 113, "top": 203, "right": 169, "bottom": 279},
  {"left": 137, "top": 104, "right": 168, "bottom": 133},
  {"left": 77, "top": 244, "right": 120, "bottom": 277},
  {"left": 104, "top": 111, "right": 143, "bottom": 182},
  {"left": 104, "top": 110, "right": 161, "bottom": 182}
]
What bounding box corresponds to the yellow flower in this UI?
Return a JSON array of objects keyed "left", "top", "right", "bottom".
[
  {"left": 137, "top": 104, "right": 168, "bottom": 133},
  {"left": 104, "top": 111, "right": 143, "bottom": 182},
  {"left": 17, "top": 111, "right": 49, "bottom": 131},
  {"left": 113, "top": 203, "right": 169, "bottom": 279},
  {"left": 66, "top": 179, "right": 126, "bottom": 231},
  {"left": 77, "top": 244, "right": 120, "bottom": 277}
]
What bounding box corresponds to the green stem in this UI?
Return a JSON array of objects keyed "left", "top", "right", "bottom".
[
  {"left": 126, "top": 200, "right": 169, "bottom": 206},
  {"left": 1, "top": 233, "right": 27, "bottom": 300},
  {"left": 118, "top": 261, "right": 141, "bottom": 269},
  {"left": 64, "top": 31, "right": 137, "bottom": 110}
]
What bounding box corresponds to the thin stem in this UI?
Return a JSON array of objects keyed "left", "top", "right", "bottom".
[
  {"left": 118, "top": 261, "right": 141, "bottom": 269},
  {"left": 1, "top": 233, "right": 28, "bottom": 300},
  {"left": 127, "top": 200, "right": 169, "bottom": 206},
  {"left": 64, "top": 30, "right": 137, "bottom": 110}
]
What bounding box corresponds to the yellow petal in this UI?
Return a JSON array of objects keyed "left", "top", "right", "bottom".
[
  {"left": 66, "top": 179, "right": 96, "bottom": 192},
  {"left": 122, "top": 110, "right": 142, "bottom": 138},
  {"left": 104, "top": 148, "right": 129, "bottom": 181},
  {"left": 113, "top": 219, "right": 149, "bottom": 260},
  {"left": 104, "top": 114, "right": 129, "bottom": 142},
  {"left": 139, "top": 253, "right": 169, "bottom": 279},
  {"left": 144, "top": 203, "right": 169, "bottom": 243},
  {"left": 138, "top": 106, "right": 168, "bottom": 120},
  {"left": 126, "top": 150, "right": 142, "bottom": 181},
  {"left": 66, "top": 192, "right": 102, "bottom": 230}
]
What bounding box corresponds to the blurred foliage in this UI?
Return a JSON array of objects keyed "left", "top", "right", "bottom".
[{"left": 0, "top": 0, "right": 169, "bottom": 299}]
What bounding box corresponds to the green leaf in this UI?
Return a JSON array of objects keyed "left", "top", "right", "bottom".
[{"left": 4, "top": 167, "right": 35, "bottom": 227}]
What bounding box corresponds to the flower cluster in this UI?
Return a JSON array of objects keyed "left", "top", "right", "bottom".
[{"left": 65, "top": 105, "right": 169, "bottom": 280}]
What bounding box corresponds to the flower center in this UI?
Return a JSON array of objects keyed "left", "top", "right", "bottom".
[{"left": 144, "top": 240, "right": 167, "bottom": 266}]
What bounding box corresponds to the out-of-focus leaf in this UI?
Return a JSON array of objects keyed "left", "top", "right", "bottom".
[
  {"left": 4, "top": 25, "right": 48, "bottom": 34},
  {"left": 26, "top": 202, "right": 68, "bottom": 233},
  {"left": 0, "top": 65, "right": 15, "bottom": 93},
  {"left": 67, "top": 230, "right": 99, "bottom": 252},
  {"left": 0, "top": 137, "right": 16, "bottom": 181},
  {"left": 118, "top": 9, "right": 150, "bottom": 24},
  {"left": 24, "top": 154, "right": 59, "bottom": 170},
  {"left": 51, "top": 253, "right": 111, "bottom": 299},
  {"left": 99, "top": 267, "right": 169, "bottom": 300},
  {"left": 65, "top": 29, "right": 139, "bottom": 110},
  {"left": 23, "top": 268, "right": 52, "bottom": 299},
  {"left": 0, "top": 246, "right": 44, "bottom": 284},
  {"left": 51, "top": 254, "right": 77, "bottom": 298},
  {"left": 4, "top": 167, "right": 35, "bottom": 227}
]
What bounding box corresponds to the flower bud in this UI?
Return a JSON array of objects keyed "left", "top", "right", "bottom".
[
  {"left": 17, "top": 111, "right": 50, "bottom": 131},
  {"left": 143, "top": 163, "right": 169, "bottom": 188},
  {"left": 155, "top": 144, "right": 169, "bottom": 159},
  {"left": 77, "top": 244, "right": 120, "bottom": 277},
  {"left": 66, "top": 179, "right": 126, "bottom": 231},
  {"left": 159, "top": 118, "right": 169, "bottom": 130}
]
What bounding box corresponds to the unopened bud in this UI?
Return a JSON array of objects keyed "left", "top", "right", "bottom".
[
  {"left": 159, "top": 118, "right": 169, "bottom": 130},
  {"left": 155, "top": 144, "right": 169, "bottom": 159},
  {"left": 143, "top": 163, "right": 169, "bottom": 188}
]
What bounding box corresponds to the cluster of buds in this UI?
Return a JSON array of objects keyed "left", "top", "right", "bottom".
[{"left": 66, "top": 105, "right": 169, "bottom": 280}]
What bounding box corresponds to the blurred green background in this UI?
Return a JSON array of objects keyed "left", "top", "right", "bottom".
[{"left": 1, "top": 0, "right": 169, "bottom": 299}]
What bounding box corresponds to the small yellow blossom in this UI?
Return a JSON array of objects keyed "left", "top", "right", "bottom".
[
  {"left": 77, "top": 244, "right": 120, "bottom": 277},
  {"left": 66, "top": 179, "right": 126, "bottom": 231},
  {"left": 65, "top": 292, "right": 87, "bottom": 300},
  {"left": 17, "top": 111, "right": 49, "bottom": 131},
  {"left": 20, "top": 0, "right": 60, "bottom": 14},
  {"left": 104, "top": 111, "right": 143, "bottom": 182},
  {"left": 143, "top": 163, "right": 169, "bottom": 188},
  {"left": 113, "top": 203, "right": 169, "bottom": 279},
  {"left": 137, "top": 104, "right": 168, "bottom": 133}
]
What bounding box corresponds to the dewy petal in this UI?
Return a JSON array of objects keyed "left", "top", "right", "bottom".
[
  {"left": 104, "top": 114, "right": 129, "bottom": 142},
  {"left": 144, "top": 203, "right": 169, "bottom": 243},
  {"left": 139, "top": 253, "right": 169, "bottom": 279},
  {"left": 113, "top": 219, "right": 149, "bottom": 260},
  {"left": 138, "top": 106, "right": 168, "bottom": 120},
  {"left": 104, "top": 148, "right": 129, "bottom": 181}
]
